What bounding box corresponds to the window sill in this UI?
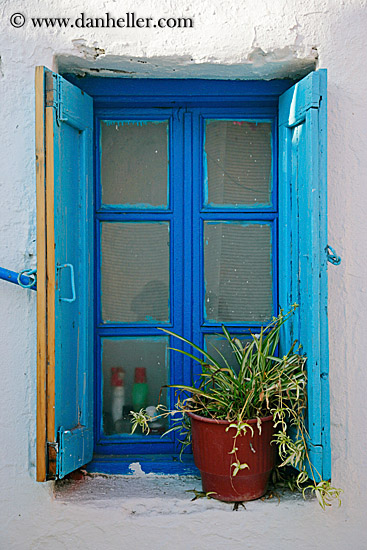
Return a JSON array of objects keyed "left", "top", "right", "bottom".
[{"left": 54, "top": 472, "right": 308, "bottom": 516}]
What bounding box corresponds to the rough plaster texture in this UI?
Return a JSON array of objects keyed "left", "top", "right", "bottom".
[{"left": 1, "top": 0, "right": 367, "bottom": 548}]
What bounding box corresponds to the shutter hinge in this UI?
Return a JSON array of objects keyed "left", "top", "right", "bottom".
[
  {"left": 56, "top": 75, "right": 67, "bottom": 125},
  {"left": 45, "top": 72, "right": 66, "bottom": 125},
  {"left": 46, "top": 441, "right": 58, "bottom": 480},
  {"left": 47, "top": 427, "right": 65, "bottom": 480},
  {"left": 47, "top": 441, "right": 59, "bottom": 453}
]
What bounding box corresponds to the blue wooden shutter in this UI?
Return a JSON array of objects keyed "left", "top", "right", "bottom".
[
  {"left": 36, "top": 67, "right": 94, "bottom": 480},
  {"left": 278, "top": 69, "right": 331, "bottom": 480}
]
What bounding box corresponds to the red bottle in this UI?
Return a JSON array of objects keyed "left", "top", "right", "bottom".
[{"left": 111, "top": 367, "right": 125, "bottom": 423}]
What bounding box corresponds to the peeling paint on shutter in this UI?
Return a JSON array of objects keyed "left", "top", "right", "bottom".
[{"left": 278, "top": 70, "right": 330, "bottom": 480}]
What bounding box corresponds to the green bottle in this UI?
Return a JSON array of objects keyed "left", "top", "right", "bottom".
[{"left": 132, "top": 367, "right": 149, "bottom": 411}]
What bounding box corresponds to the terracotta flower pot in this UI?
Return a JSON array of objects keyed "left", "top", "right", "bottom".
[{"left": 188, "top": 411, "right": 276, "bottom": 502}]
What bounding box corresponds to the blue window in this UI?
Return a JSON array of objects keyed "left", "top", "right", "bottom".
[{"left": 35, "top": 69, "right": 330, "bottom": 481}]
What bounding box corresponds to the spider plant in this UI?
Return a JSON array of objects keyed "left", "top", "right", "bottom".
[{"left": 131, "top": 305, "right": 342, "bottom": 509}]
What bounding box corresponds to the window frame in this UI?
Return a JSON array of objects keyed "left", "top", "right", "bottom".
[
  {"left": 92, "top": 89, "right": 283, "bottom": 462},
  {"left": 36, "top": 71, "right": 330, "bottom": 479}
]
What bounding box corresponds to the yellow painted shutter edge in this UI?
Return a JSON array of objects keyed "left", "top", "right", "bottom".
[
  {"left": 36, "top": 66, "right": 57, "bottom": 481},
  {"left": 45, "top": 70, "right": 57, "bottom": 478},
  {"left": 35, "top": 66, "right": 47, "bottom": 481}
]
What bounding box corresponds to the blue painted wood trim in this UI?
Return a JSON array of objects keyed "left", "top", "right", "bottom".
[
  {"left": 318, "top": 70, "right": 331, "bottom": 480},
  {"left": 198, "top": 212, "right": 278, "bottom": 220},
  {"left": 278, "top": 69, "right": 330, "bottom": 480},
  {"left": 182, "top": 109, "right": 195, "bottom": 403},
  {"left": 86, "top": 454, "right": 199, "bottom": 476},
  {"left": 97, "top": 212, "right": 279, "bottom": 222},
  {"left": 64, "top": 76, "right": 293, "bottom": 101},
  {"left": 96, "top": 437, "right": 176, "bottom": 456},
  {"left": 96, "top": 212, "right": 174, "bottom": 220},
  {"left": 59, "top": 426, "right": 94, "bottom": 479},
  {"left": 278, "top": 71, "right": 321, "bottom": 127},
  {"left": 50, "top": 71, "right": 94, "bottom": 478}
]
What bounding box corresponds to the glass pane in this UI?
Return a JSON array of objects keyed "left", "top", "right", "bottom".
[
  {"left": 101, "top": 222, "right": 170, "bottom": 323},
  {"left": 204, "top": 222, "right": 273, "bottom": 323},
  {"left": 101, "top": 120, "right": 169, "bottom": 208},
  {"left": 205, "top": 334, "right": 252, "bottom": 373},
  {"left": 102, "top": 337, "right": 169, "bottom": 435},
  {"left": 204, "top": 120, "right": 272, "bottom": 207}
]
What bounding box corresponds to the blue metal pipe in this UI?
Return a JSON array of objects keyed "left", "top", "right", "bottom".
[{"left": 0, "top": 267, "right": 37, "bottom": 291}]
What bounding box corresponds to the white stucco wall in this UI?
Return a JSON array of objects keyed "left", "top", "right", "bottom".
[{"left": 1, "top": 0, "right": 367, "bottom": 548}]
